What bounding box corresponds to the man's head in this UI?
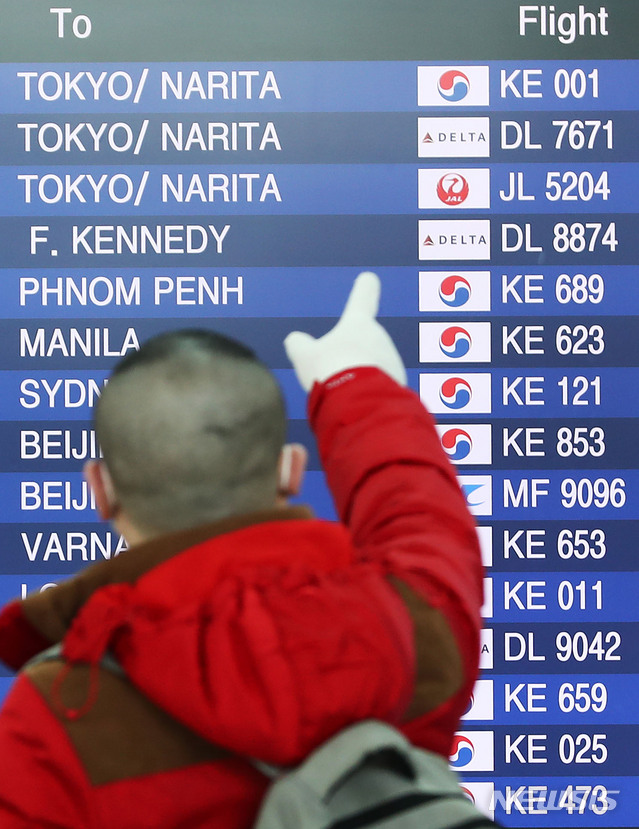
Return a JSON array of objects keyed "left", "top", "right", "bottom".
[{"left": 86, "top": 329, "right": 301, "bottom": 542}]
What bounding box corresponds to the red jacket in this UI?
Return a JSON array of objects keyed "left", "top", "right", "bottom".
[{"left": 0, "top": 368, "right": 483, "bottom": 828}]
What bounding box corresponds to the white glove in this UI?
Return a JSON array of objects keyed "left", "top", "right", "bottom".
[{"left": 284, "top": 271, "right": 407, "bottom": 391}]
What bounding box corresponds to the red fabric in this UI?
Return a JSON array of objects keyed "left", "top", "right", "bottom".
[
  {"left": 0, "top": 601, "right": 53, "bottom": 670},
  {"left": 0, "top": 368, "right": 483, "bottom": 827}
]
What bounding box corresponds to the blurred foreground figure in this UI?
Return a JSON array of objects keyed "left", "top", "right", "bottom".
[{"left": 0, "top": 273, "right": 483, "bottom": 828}]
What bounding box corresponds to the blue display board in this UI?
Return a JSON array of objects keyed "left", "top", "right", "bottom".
[{"left": 0, "top": 1, "right": 637, "bottom": 823}]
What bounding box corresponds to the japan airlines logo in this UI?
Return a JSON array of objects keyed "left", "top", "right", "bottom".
[
  {"left": 419, "top": 169, "right": 490, "bottom": 210},
  {"left": 440, "top": 326, "right": 472, "bottom": 358},
  {"left": 437, "top": 172, "right": 470, "bottom": 204},
  {"left": 419, "top": 271, "right": 491, "bottom": 313},
  {"left": 450, "top": 731, "right": 494, "bottom": 772},
  {"left": 450, "top": 735, "right": 475, "bottom": 768},
  {"left": 418, "top": 66, "right": 490, "bottom": 107},
  {"left": 438, "top": 69, "right": 470, "bottom": 102},
  {"left": 436, "top": 423, "right": 492, "bottom": 465},
  {"left": 419, "top": 373, "right": 492, "bottom": 415},
  {"left": 439, "top": 274, "right": 471, "bottom": 306}
]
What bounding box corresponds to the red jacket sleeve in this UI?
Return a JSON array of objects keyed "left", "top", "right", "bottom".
[
  {"left": 309, "top": 368, "right": 484, "bottom": 713},
  {"left": 0, "top": 676, "right": 93, "bottom": 827}
]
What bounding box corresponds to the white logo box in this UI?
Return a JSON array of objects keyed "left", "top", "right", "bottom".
[
  {"left": 418, "top": 66, "right": 490, "bottom": 107},
  {"left": 419, "top": 270, "right": 491, "bottom": 313},
  {"left": 419, "top": 219, "right": 491, "bottom": 261},
  {"left": 418, "top": 168, "right": 490, "bottom": 210},
  {"left": 418, "top": 117, "right": 490, "bottom": 158}
]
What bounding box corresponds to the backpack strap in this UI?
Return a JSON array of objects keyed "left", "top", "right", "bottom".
[{"left": 24, "top": 642, "right": 125, "bottom": 677}]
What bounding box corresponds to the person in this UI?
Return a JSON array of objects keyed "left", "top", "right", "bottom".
[{"left": 0, "top": 272, "right": 484, "bottom": 828}]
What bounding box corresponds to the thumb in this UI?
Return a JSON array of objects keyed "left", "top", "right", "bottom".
[{"left": 284, "top": 330, "right": 317, "bottom": 365}]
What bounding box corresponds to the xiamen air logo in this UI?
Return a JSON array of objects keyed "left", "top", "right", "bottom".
[
  {"left": 437, "top": 69, "right": 470, "bottom": 102},
  {"left": 437, "top": 173, "right": 470, "bottom": 205},
  {"left": 439, "top": 274, "right": 472, "bottom": 307},
  {"left": 439, "top": 326, "right": 472, "bottom": 358}
]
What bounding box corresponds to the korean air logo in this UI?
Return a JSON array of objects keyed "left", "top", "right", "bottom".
[
  {"left": 450, "top": 735, "right": 475, "bottom": 768},
  {"left": 437, "top": 173, "right": 470, "bottom": 205},
  {"left": 439, "top": 275, "right": 472, "bottom": 307},
  {"left": 439, "top": 326, "right": 472, "bottom": 358},
  {"left": 463, "top": 695, "right": 476, "bottom": 718},
  {"left": 420, "top": 271, "right": 490, "bottom": 313},
  {"left": 418, "top": 66, "right": 489, "bottom": 108},
  {"left": 461, "top": 787, "right": 476, "bottom": 805},
  {"left": 438, "top": 69, "right": 470, "bottom": 102},
  {"left": 450, "top": 731, "right": 494, "bottom": 772},
  {"left": 440, "top": 377, "right": 472, "bottom": 409},
  {"left": 441, "top": 427, "right": 473, "bottom": 461},
  {"left": 420, "top": 373, "right": 492, "bottom": 415},
  {"left": 420, "top": 322, "right": 491, "bottom": 363}
]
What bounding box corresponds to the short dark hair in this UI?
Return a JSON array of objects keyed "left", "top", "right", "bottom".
[{"left": 95, "top": 329, "right": 286, "bottom": 535}]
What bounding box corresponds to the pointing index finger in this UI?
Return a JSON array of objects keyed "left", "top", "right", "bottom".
[{"left": 340, "top": 271, "right": 380, "bottom": 322}]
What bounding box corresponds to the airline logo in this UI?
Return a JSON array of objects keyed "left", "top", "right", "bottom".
[
  {"left": 418, "top": 116, "right": 490, "bottom": 158},
  {"left": 419, "top": 169, "right": 490, "bottom": 209},
  {"left": 449, "top": 730, "right": 494, "bottom": 772},
  {"left": 419, "top": 372, "right": 492, "bottom": 415},
  {"left": 476, "top": 526, "right": 493, "bottom": 568},
  {"left": 479, "top": 628, "right": 493, "bottom": 670},
  {"left": 458, "top": 474, "right": 492, "bottom": 516},
  {"left": 419, "top": 219, "right": 491, "bottom": 261},
  {"left": 418, "top": 66, "right": 490, "bottom": 107},
  {"left": 461, "top": 783, "right": 495, "bottom": 819},
  {"left": 482, "top": 577, "right": 493, "bottom": 619},
  {"left": 435, "top": 423, "right": 492, "bottom": 465},
  {"left": 462, "top": 679, "right": 494, "bottom": 721},
  {"left": 419, "top": 322, "right": 491, "bottom": 363},
  {"left": 419, "top": 271, "right": 491, "bottom": 313}
]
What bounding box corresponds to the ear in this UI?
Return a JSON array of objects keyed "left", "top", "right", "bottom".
[
  {"left": 277, "top": 443, "right": 308, "bottom": 500},
  {"left": 84, "top": 460, "right": 119, "bottom": 521}
]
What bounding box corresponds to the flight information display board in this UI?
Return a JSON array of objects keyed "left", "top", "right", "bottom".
[{"left": 0, "top": 1, "right": 637, "bottom": 824}]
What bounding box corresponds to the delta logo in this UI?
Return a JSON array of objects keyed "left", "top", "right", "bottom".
[
  {"left": 418, "top": 169, "right": 490, "bottom": 210},
  {"left": 479, "top": 628, "right": 494, "bottom": 670},
  {"left": 418, "top": 66, "right": 490, "bottom": 107},
  {"left": 418, "top": 372, "right": 492, "bottom": 414},
  {"left": 449, "top": 730, "right": 494, "bottom": 772},
  {"left": 419, "top": 321, "right": 491, "bottom": 363},
  {"left": 418, "top": 117, "right": 490, "bottom": 158},
  {"left": 418, "top": 220, "right": 491, "bottom": 261},
  {"left": 419, "top": 270, "right": 491, "bottom": 313}
]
